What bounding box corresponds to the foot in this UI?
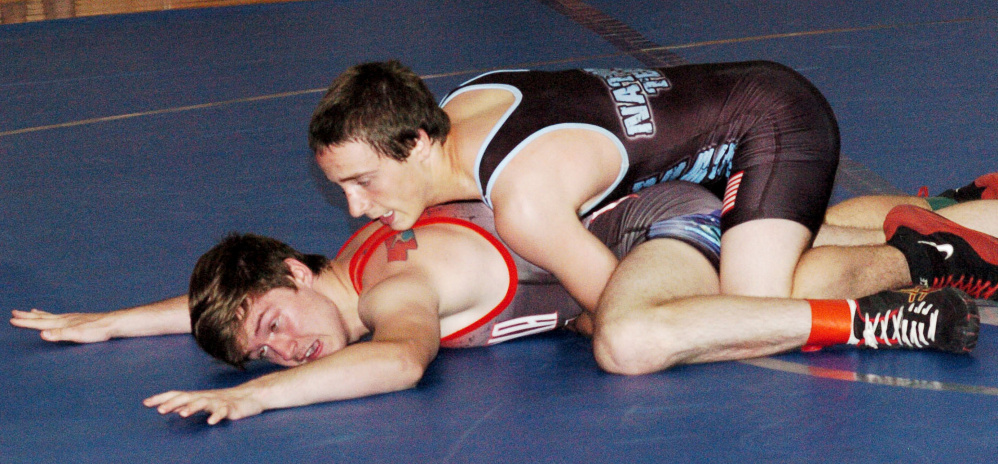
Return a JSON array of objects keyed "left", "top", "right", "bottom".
[
  {"left": 937, "top": 172, "right": 998, "bottom": 202},
  {"left": 853, "top": 287, "right": 979, "bottom": 353},
  {"left": 885, "top": 205, "right": 998, "bottom": 300}
]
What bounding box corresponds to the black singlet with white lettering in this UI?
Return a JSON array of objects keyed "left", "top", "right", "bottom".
[{"left": 440, "top": 61, "right": 840, "bottom": 233}]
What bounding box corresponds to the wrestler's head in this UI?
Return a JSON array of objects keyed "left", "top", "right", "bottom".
[
  {"left": 308, "top": 60, "right": 450, "bottom": 161},
  {"left": 189, "top": 233, "right": 349, "bottom": 368},
  {"left": 309, "top": 61, "right": 450, "bottom": 231},
  {"left": 315, "top": 134, "right": 440, "bottom": 230}
]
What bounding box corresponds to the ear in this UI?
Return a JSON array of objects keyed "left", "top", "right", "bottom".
[
  {"left": 410, "top": 129, "right": 433, "bottom": 162},
  {"left": 284, "top": 258, "right": 315, "bottom": 288}
]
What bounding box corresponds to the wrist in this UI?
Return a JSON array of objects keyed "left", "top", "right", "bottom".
[
  {"left": 242, "top": 375, "right": 279, "bottom": 409},
  {"left": 102, "top": 309, "right": 131, "bottom": 339}
]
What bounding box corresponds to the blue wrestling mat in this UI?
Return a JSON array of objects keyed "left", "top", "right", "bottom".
[{"left": 2, "top": 1, "right": 997, "bottom": 462}]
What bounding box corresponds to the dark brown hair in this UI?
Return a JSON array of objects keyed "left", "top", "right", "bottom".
[{"left": 308, "top": 60, "right": 450, "bottom": 161}]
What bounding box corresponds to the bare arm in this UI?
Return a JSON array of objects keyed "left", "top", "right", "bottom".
[
  {"left": 495, "top": 195, "right": 618, "bottom": 312},
  {"left": 10, "top": 295, "right": 190, "bottom": 343},
  {"left": 488, "top": 130, "right": 623, "bottom": 312},
  {"left": 144, "top": 274, "right": 442, "bottom": 424}
]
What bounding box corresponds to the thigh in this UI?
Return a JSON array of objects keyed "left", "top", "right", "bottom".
[
  {"left": 719, "top": 64, "right": 839, "bottom": 235},
  {"left": 719, "top": 218, "right": 812, "bottom": 297},
  {"left": 936, "top": 199, "right": 998, "bottom": 237},
  {"left": 823, "top": 195, "right": 928, "bottom": 229},
  {"left": 597, "top": 238, "right": 719, "bottom": 324}
]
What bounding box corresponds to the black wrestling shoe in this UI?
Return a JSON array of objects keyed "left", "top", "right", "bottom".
[
  {"left": 853, "top": 287, "right": 979, "bottom": 353},
  {"left": 885, "top": 205, "right": 998, "bottom": 300}
]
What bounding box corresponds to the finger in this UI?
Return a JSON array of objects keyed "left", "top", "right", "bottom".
[
  {"left": 38, "top": 327, "right": 87, "bottom": 343},
  {"left": 157, "top": 392, "right": 214, "bottom": 415},
  {"left": 159, "top": 394, "right": 195, "bottom": 414},
  {"left": 12, "top": 310, "right": 64, "bottom": 322},
  {"left": 10, "top": 320, "right": 68, "bottom": 342},
  {"left": 143, "top": 391, "right": 183, "bottom": 408},
  {"left": 10, "top": 316, "right": 71, "bottom": 331},
  {"left": 179, "top": 397, "right": 212, "bottom": 418},
  {"left": 8, "top": 317, "right": 42, "bottom": 328},
  {"left": 44, "top": 326, "right": 109, "bottom": 344},
  {"left": 9, "top": 319, "right": 78, "bottom": 343},
  {"left": 9, "top": 317, "right": 58, "bottom": 329},
  {"left": 157, "top": 396, "right": 191, "bottom": 415},
  {"left": 11, "top": 309, "right": 53, "bottom": 319},
  {"left": 207, "top": 405, "right": 230, "bottom": 425}
]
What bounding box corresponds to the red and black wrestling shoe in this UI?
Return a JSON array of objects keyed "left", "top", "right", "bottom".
[
  {"left": 853, "top": 287, "right": 979, "bottom": 353},
  {"left": 885, "top": 205, "right": 998, "bottom": 300},
  {"left": 937, "top": 172, "right": 998, "bottom": 202}
]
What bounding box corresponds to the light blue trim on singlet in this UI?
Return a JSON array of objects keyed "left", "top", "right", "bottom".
[
  {"left": 440, "top": 72, "right": 630, "bottom": 215},
  {"left": 485, "top": 123, "right": 630, "bottom": 216},
  {"left": 439, "top": 81, "right": 524, "bottom": 207},
  {"left": 451, "top": 69, "right": 529, "bottom": 88}
]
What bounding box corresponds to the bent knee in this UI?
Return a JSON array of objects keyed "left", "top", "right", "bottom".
[
  {"left": 790, "top": 247, "right": 852, "bottom": 298},
  {"left": 592, "top": 314, "right": 683, "bottom": 376}
]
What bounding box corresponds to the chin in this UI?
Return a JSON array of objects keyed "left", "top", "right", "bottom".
[{"left": 391, "top": 216, "right": 417, "bottom": 231}]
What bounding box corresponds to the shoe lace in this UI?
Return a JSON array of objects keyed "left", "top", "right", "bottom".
[
  {"left": 861, "top": 301, "right": 939, "bottom": 349},
  {"left": 932, "top": 275, "right": 998, "bottom": 300}
]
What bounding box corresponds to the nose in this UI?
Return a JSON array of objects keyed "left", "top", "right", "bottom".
[
  {"left": 267, "top": 338, "right": 298, "bottom": 365},
  {"left": 345, "top": 188, "right": 371, "bottom": 218}
]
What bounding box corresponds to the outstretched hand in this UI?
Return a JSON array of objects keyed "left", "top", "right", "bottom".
[
  {"left": 10, "top": 309, "right": 118, "bottom": 343},
  {"left": 144, "top": 387, "right": 265, "bottom": 425}
]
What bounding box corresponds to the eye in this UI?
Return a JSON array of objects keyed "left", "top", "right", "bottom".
[
  {"left": 257, "top": 345, "right": 270, "bottom": 359},
  {"left": 269, "top": 317, "right": 279, "bottom": 332}
]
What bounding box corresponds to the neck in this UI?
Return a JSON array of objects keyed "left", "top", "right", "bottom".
[
  {"left": 314, "top": 259, "right": 367, "bottom": 342},
  {"left": 431, "top": 138, "right": 480, "bottom": 203}
]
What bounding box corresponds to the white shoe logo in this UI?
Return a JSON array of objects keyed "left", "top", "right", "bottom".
[{"left": 918, "top": 241, "right": 954, "bottom": 260}]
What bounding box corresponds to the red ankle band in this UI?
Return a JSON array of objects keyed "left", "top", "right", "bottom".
[{"left": 805, "top": 299, "right": 853, "bottom": 347}]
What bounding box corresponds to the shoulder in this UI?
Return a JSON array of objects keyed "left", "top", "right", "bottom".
[
  {"left": 356, "top": 219, "right": 513, "bottom": 325},
  {"left": 358, "top": 220, "right": 505, "bottom": 288},
  {"left": 488, "top": 130, "right": 624, "bottom": 210},
  {"left": 335, "top": 221, "right": 382, "bottom": 260}
]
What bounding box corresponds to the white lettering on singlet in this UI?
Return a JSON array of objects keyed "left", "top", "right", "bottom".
[
  {"left": 584, "top": 68, "right": 671, "bottom": 137},
  {"left": 630, "top": 142, "right": 736, "bottom": 192},
  {"left": 487, "top": 312, "right": 560, "bottom": 345}
]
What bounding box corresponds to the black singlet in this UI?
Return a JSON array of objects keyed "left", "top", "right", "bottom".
[{"left": 441, "top": 60, "right": 840, "bottom": 233}]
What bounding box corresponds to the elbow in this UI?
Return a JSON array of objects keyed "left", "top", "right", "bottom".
[
  {"left": 393, "top": 355, "right": 427, "bottom": 390},
  {"left": 387, "top": 342, "right": 435, "bottom": 391}
]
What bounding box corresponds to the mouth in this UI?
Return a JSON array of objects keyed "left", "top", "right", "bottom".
[
  {"left": 303, "top": 340, "right": 322, "bottom": 362},
  {"left": 378, "top": 211, "right": 394, "bottom": 226}
]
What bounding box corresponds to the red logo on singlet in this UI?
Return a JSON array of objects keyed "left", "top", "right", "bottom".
[{"left": 385, "top": 230, "right": 418, "bottom": 262}]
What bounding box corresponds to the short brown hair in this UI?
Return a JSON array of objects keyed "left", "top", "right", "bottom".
[
  {"left": 308, "top": 60, "right": 450, "bottom": 161},
  {"left": 188, "top": 233, "right": 329, "bottom": 368}
]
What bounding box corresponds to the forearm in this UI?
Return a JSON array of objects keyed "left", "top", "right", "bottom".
[
  {"left": 502, "top": 223, "right": 618, "bottom": 312},
  {"left": 246, "top": 340, "right": 430, "bottom": 411},
  {"left": 557, "top": 252, "right": 617, "bottom": 312},
  {"left": 110, "top": 295, "right": 190, "bottom": 337},
  {"left": 11, "top": 295, "right": 191, "bottom": 343},
  {"left": 494, "top": 197, "right": 620, "bottom": 312}
]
